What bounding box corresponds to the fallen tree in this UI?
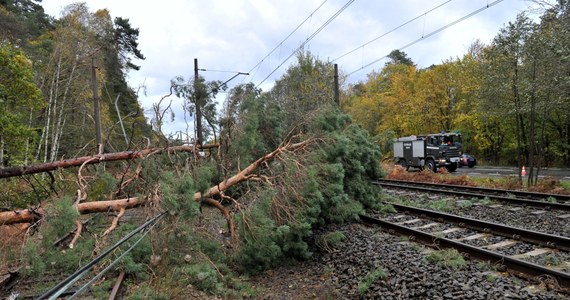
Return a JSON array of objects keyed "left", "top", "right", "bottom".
[
  {"left": 0, "top": 144, "right": 219, "bottom": 179},
  {"left": 0, "top": 139, "right": 312, "bottom": 234},
  {"left": 0, "top": 197, "right": 145, "bottom": 226},
  {"left": 194, "top": 139, "right": 310, "bottom": 200}
]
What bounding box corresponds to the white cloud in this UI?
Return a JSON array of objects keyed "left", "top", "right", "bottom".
[{"left": 41, "top": 0, "right": 536, "bottom": 135}]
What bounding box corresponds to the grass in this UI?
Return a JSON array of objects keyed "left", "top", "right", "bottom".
[
  {"left": 543, "top": 254, "right": 566, "bottom": 267},
  {"left": 477, "top": 197, "right": 493, "bottom": 205},
  {"left": 561, "top": 181, "right": 570, "bottom": 191},
  {"left": 456, "top": 200, "right": 473, "bottom": 209},
  {"left": 477, "top": 261, "right": 495, "bottom": 271},
  {"left": 316, "top": 231, "right": 346, "bottom": 253},
  {"left": 429, "top": 199, "right": 454, "bottom": 212},
  {"left": 375, "top": 202, "right": 397, "bottom": 214},
  {"left": 357, "top": 267, "right": 386, "bottom": 295},
  {"left": 425, "top": 248, "right": 466, "bottom": 269},
  {"left": 486, "top": 274, "right": 498, "bottom": 282}
]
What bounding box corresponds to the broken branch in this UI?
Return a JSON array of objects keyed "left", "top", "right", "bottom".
[
  {"left": 69, "top": 219, "right": 83, "bottom": 249},
  {"left": 0, "top": 144, "right": 219, "bottom": 179},
  {"left": 0, "top": 197, "right": 144, "bottom": 225},
  {"left": 102, "top": 207, "right": 126, "bottom": 237}
]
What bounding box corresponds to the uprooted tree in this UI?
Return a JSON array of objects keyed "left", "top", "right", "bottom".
[{"left": 2, "top": 51, "right": 386, "bottom": 296}]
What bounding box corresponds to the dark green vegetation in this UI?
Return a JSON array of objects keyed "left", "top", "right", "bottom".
[
  {"left": 357, "top": 267, "right": 386, "bottom": 295},
  {"left": 1, "top": 1, "right": 150, "bottom": 168},
  {"left": 1, "top": 2, "right": 387, "bottom": 297},
  {"left": 344, "top": 3, "right": 570, "bottom": 186},
  {"left": 425, "top": 248, "right": 467, "bottom": 269},
  {"left": 2, "top": 1, "right": 569, "bottom": 298}
]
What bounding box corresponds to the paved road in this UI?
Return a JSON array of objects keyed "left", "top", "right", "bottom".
[{"left": 454, "top": 165, "right": 570, "bottom": 181}]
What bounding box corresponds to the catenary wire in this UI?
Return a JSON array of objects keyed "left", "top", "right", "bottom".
[
  {"left": 246, "top": 0, "right": 328, "bottom": 82},
  {"left": 67, "top": 216, "right": 163, "bottom": 300},
  {"left": 347, "top": 0, "right": 504, "bottom": 77},
  {"left": 256, "top": 0, "right": 356, "bottom": 88},
  {"left": 37, "top": 212, "right": 167, "bottom": 300},
  {"left": 332, "top": 0, "right": 453, "bottom": 63}
]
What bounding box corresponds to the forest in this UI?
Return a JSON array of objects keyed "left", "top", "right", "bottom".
[
  {"left": 1, "top": 0, "right": 569, "bottom": 298},
  {"left": 344, "top": 2, "right": 570, "bottom": 176}
]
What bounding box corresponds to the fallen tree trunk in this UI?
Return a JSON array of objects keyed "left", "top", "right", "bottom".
[
  {"left": 0, "top": 144, "right": 219, "bottom": 179},
  {"left": 0, "top": 197, "right": 145, "bottom": 225},
  {"left": 194, "top": 140, "right": 309, "bottom": 200},
  {"left": 0, "top": 139, "right": 311, "bottom": 227}
]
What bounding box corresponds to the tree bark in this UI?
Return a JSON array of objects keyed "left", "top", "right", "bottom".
[
  {"left": 0, "top": 139, "right": 309, "bottom": 226},
  {"left": 193, "top": 140, "right": 309, "bottom": 200},
  {"left": 0, "top": 197, "right": 145, "bottom": 226},
  {"left": 0, "top": 144, "right": 218, "bottom": 179}
]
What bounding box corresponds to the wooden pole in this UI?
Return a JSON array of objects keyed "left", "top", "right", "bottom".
[
  {"left": 91, "top": 57, "right": 103, "bottom": 153},
  {"left": 194, "top": 58, "right": 203, "bottom": 145},
  {"left": 334, "top": 63, "right": 340, "bottom": 106}
]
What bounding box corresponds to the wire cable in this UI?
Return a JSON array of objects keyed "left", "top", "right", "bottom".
[
  {"left": 37, "top": 212, "right": 167, "bottom": 300},
  {"left": 347, "top": 0, "right": 504, "bottom": 77},
  {"left": 332, "top": 0, "right": 453, "bottom": 62},
  {"left": 256, "top": 0, "right": 356, "bottom": 88},
  {"left": 246, "top": 0, "right": 328, "bottom": 79},
  {"left": 67, "top": 217, "right": 163, "bottom": 300}
]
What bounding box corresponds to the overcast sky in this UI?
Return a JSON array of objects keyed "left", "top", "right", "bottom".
[{"left": 41, "top": 0, "right": 539, "bottom": 136}]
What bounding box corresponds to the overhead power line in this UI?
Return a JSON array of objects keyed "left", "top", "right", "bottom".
[
  {"left": 347, "top": 0, "right": 504, "bottom": 77},
  {"left": 256, "top": 0, "right": 357, "bottom": 88},
  {"left": 246, "top": 0, "right": 328, "bottom": 79},
  {"left": 332, "top": 0, "right": 453, "bottom": 62},
  {"left": 37, "top": 212, "right": 167, "bottom": 300}
]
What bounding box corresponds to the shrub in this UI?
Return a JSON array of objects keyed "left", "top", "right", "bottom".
[
  {"left": 182, "top": 263, "right": 224, "bottom": 294},
  {"left": 159, "top": 171, "right": 200, "bottom": 220},
  {"left": 110, "top": 223, "right": 152, "bottom": 280},
  {"left": 43, "top": 196, "right": 80, "bottom": 239}
]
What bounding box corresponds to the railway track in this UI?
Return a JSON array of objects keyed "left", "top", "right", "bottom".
[
  {"left": 363, "top": 179, "right": 570, "bottom": 293},
  {"left": 362, "top": 206, "right": 570, "bottom": 292},
  {"left": 374, "top": 178, "right": 570, "bottom": 211}
]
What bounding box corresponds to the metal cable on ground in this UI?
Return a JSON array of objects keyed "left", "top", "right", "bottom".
[
  {"left": 67, "top": 216, "right": 163, "bottom": 300},
  {"left": 347, "top": 0, "right": 504, "bottom": 77},
  {"left": 256, "top": 0, "right": 356, "bottom": 88},
  {"left": 37, "top": 211, "right": 167, "bottom": 300},
  {"left": 332, "top": 0, "right": 453, "bottom": 62}
]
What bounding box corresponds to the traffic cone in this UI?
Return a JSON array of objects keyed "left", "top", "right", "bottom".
[{"left": 522, "top": 166, "right": 527, "bottom": 176}]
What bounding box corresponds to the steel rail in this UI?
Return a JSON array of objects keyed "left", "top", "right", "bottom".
[
  {"left": 360, "top": 214, "right": 570, "bottom": 292},
  {"left": 374, "top": 179, "right": 570, "bottom": 211},
  {"left": 388, "top": 203, "right": 570, "bottom": 251},
  {"left": 375, "top": 179, "right": 570, "bottom": 202}
]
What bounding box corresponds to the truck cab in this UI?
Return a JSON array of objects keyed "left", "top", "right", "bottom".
[{"left": 394, "top": 132, "right": 462, "bottom": 172}]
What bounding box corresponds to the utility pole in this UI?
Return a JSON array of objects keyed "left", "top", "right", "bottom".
[
  {"left": 194, "top": 58, "right": 203, "bottom": 145},
  {"left": 91, "top": 56, "right": 103, "bottom": 153},
  {"left": 334, "top": 64, "right": 340, "bottom": 106}
]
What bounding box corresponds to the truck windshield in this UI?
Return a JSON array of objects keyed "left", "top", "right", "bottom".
[{"left": 439, "top": 135, "right": 461, "bottom": 146}]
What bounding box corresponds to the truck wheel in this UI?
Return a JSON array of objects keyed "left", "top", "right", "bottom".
[
  {"left": 424, "top": 159, "right": 435, "bottom": 172},
  {"left": 446, "top": 163, "right": 457, "bottom": 173},
  {"left": 398, "top": 159, "right": 409, "bottom": 171}
]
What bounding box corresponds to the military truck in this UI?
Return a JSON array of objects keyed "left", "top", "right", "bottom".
[{"left": 393, "top": 132, "right": 462, "bottom": 172}]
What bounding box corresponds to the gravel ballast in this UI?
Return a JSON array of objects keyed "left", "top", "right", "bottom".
[{"left": 251, "top": 223, "right": 568, "bottom": 299}]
